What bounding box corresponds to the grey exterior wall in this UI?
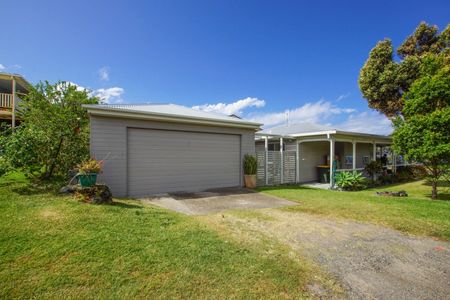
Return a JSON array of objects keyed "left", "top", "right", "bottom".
[
  {"left": 90, "top": 115, "right": 255, "bottom": 197},
  {"left": 298, "top": 141, "right": 329, "bottom": 182}
]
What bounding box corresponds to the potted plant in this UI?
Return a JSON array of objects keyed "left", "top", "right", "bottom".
[
  {"left": 76, "top": 158, "right": 103, "bottom": 187},
  {"left": 243, "top": 154, "right": 258, "bottom": 188}
]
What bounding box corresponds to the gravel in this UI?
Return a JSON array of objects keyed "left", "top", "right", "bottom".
[{"left": 208, "top": 209, "right": 450, "bottom": 300}]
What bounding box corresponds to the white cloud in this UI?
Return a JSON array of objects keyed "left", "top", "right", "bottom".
[
  {"left": 0, "top": 64, "right": 21, "bottom": 71},
  {"left": 248, "top": 100, "right": 356, "bottom": 128},
  {"left": 63, "top": 81, "right": 89, "bottom": 92},
  {"left": 336, "top": 111, "right": 393, "bottom": 135},
  {"left": 192, "top": 97, "right": 265, "bottom": 115},
  {"left": 55, "top": 81, "right": 125, "bottom": 104},
  {"left": 336, "top": 92, "right": 351, "bottom": 102},
  {"left": 98, "top": 67, "right": 110, "bottom": 81},
  {"left": 92, "top": 87, "right": 124, "bottom": 104}
]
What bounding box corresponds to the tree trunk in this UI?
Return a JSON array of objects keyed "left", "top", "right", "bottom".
[
  {"left": 430, "top": 161, "right": 439, "bottom": 200},
  {"left": 431, "top": 181, "right": 438, "bottom": 200},
  {"left": 45, "top": 136, "right": 64, "bottom": 179}
]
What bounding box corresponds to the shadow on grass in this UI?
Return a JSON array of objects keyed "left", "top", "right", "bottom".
[
  {"left": 421, "top": 181, "right": 450, "bottom": 201},
  {"left": 112, "top": 201, "right": 143, "bottom": 209},
  {"left": 256, "top": 185, "right": 319, "bottom": 192},
  {"left": 422, "top": 180, "right": 450, "bottom": 187},
  {"left": 12, "top": 180, "right": 66, "bottom": 195}
]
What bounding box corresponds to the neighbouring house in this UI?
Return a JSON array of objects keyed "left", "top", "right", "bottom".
[
  {"left": 84, "top": 104, "right": 262, "bottom": 197},
  {"left": 255, "top": 123, "right": 403, "bottom": 188},
  {"left": 0, "top": 73, "right": 31, "bottom": 128}
]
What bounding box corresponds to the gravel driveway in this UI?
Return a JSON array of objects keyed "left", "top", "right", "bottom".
[
  {"left": 141, "top": 187, "right": 298, "bottom": 215},
  {"left": 203, "top": 209, "right": 450, "bottom": 300}
]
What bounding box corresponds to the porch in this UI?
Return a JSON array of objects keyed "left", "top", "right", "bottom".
[
  {"left": 255, "top": 130, "right": 402, "bottom": 188},
  {"left": 0, "top": 73, "right": 30, "bottom": 127}
]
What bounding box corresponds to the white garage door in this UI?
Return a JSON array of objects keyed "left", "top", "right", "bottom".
[{"left": 127, "top": 128, "right": 241, "bottom": 197}]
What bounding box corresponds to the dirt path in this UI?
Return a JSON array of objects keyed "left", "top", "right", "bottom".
[{"left": 202, "top": 209, "right": 450, "bottom": 300}]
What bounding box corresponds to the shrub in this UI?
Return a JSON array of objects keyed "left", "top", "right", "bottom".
[
  {"left": 243, "top": 154, "right": 257, "bottom": 175},
  {"left": 335, "top": 171, "right": 367, "bottom": 191},
  {"left": 364, "top": 161, "right": 383, "bottom": 179},
  {"left": 394, "top": 165, "right": 428, "bottom": 182},
  {"left": 409, "top": 165, "right": 428, "bottom": 179},
  {"left": 0, "top": 81, "right": 98, "bottom": 179},
  {"left": 0, "top": 156, "right": 11, "bottom": 177}
]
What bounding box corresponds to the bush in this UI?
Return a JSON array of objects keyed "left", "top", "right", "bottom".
[
  {"left": 0, "top": 156, "right": 11, "bottom": 177},
  {"left": 364, "top": 161, "right": 383, "bottom": 178},
  {"left": 243, "top": 154, "right": 257, "bottom": 175},
  {"left": 335, "top": 171, "right": 367, "bottom": 191},
  {"left": 0, "top": 81, "right": 98, "bottom": 179},
  {"left": 394, "top": 165, "right": 428, "bottom": 182}
]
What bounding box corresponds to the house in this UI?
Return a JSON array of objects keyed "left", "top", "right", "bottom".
[
  {"left": 255, "top": 123, "right": 400, "bottom": 188},
  {"left": 84, "top": 104, "right": 262, "bottom": 197},
  {"left": 86, "top": 103, "right": 397, "bottom": 196},
  {"left": 0, "top": 73, "right": 31, "bottom": 127}
]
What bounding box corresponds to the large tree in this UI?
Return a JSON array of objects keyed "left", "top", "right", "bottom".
[
  {"left": 1, "top": 81, "right": 98, "bottom": 179},
  {"left": 359, "top": 22, "right": 449, "bottom": 117},
  {"left": 393, "top": 54, "right": 450, "bottom": 199},
  {"left": 359, "top": 22, "right": 450, "bottom": 199}
]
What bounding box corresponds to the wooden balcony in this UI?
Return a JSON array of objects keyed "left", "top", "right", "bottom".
[{"left": 0, "top": 93, "right": 13, "bottom": 110}]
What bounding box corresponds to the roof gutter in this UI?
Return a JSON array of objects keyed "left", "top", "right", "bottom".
[
  {"left": 257, "top": 129, "right": 392, "bottom": 140},
  {"left": 334, "top": 130, "right": 392, "bottom": 140},
  {"left": 84, "top": 106, "right": 262, "bottom": 130},
  {"left": 289, "top": 130, "right": 337, "bottom": 137}
]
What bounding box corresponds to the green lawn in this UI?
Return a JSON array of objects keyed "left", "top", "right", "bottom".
[
  {"left": 258, "top": 180, "right": 450, "bottom": 241},
  {"left": 0, "top": 174, "right": 325, "bottom": 299}
]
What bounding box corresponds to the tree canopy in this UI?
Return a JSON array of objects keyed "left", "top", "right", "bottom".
[
  {"left": 0, "top": 81, "right": 98, "bottom": 179},
  {"left": 359, "top": 22, "right": 449, "bottom": 117},
  {"left": 360, "top": 22, "right": 450, "bottom": 199},
  {"left": 393, "top": 54, "right": 450, "bottom": 199}
]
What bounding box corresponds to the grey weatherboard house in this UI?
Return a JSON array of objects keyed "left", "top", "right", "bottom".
[
  {"left": 86, "top": 103, "right": 398, "bottom": 197},
  {"left": 84, "top": 104, "right": 262, "bottom": 197}
]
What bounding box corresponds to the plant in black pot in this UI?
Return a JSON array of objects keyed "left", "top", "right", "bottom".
[
  {"left": 76, "top": 158, "right": 103, "bottom": 188},
  {"left": 243, "top": 154, "right": 258, "bottom": 188}
]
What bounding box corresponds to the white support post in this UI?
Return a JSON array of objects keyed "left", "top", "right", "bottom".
[
  {"left": 295, "top": 141, "right": 300, "bottom": 183},
  {"left": 352, "top": 141, "right": 356, "bottom": 172},
  {"left": 280, "top": 137, "right": 284, "bottom": 184},
  {"left": 393, "top": 148, "right": 397, "bottom": 173},
  {"left": 329, "top": 139, "right": 335, "bottom": 188},
  {"left": 264, "top": 136, "right": 269, "bottom": 186},
  {"left": 11, "top": 77, "right": 16, "bottom": 128},
  {"left": 372, "top": 142, "right": 376, "bottom": 161}
]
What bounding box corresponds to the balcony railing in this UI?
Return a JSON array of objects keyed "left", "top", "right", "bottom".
[{"left": 0, "top": 93, "right": 13, "bottom": 109}]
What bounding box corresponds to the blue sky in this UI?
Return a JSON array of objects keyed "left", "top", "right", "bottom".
[{"left": 1, "top": 0, "right": 448, "bottom": 134}]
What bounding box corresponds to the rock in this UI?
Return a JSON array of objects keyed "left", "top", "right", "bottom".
[
  {"left": 58, "top": 185, "right": 76, "bottom": 194},
  {"left": 75, "top": 184, "right": 113, "bottom": 204},
  {"left": 376, "top": 190, "right": 408, "bottom": 197}
]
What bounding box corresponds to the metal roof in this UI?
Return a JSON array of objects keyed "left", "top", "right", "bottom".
[
  {"left": 83, "top": 103, "right": 262, "bottom": 129},
  {"left": 0, "top": 72, "right": 32, "bottom": 93},
  {"left": 263, "top": 122, "right": 334, "bottom": 135},
  {"left": 258, "top": 122, "right": 391, "bottom": 140}
]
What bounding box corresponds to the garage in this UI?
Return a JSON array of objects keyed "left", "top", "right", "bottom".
[
  {"left": 127, "top": 128, "right": 241, "bottom": 197},
  {"left": 84, "top": 103, "right": 261, "bottom": 197}
]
